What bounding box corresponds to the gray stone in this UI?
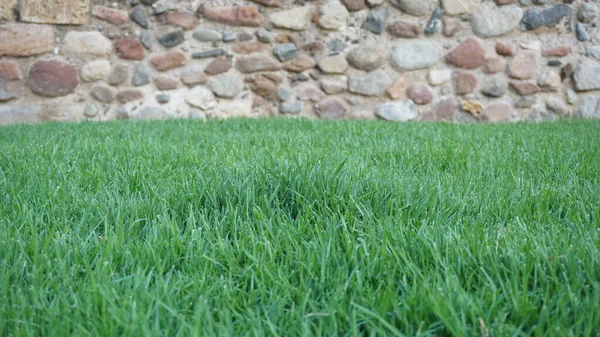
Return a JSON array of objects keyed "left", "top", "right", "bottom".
[
  {"left": 515, "top": 96, "right": 536, "bottom": 109},
  {"left": 135, "top": 107, "right": 168, "bottom": 121},
  {"left": 140, "top": 30, "right": 153, "bottom": 50},
  {"left": 576, "top": 23, "right": 590, "bottom": 41},
  {"left": 84, "top": 103, "right": 99, "bottom": 118},
  {"left": 578, "top": 96, "right": 600, "bottom": 119},
  {"left": 280, "top": 101, "right": 304, "bottom": 114},
  {"left": 546, "top": 97, "right": 568, "bottom": 116},
  {"left": 586, "top": 46, "right": 600, "bottom": 60},
  {"left": 277, "top": 87, "right": 292, "bottom": 101},
  {"left": 390, "top": 40, "right": 441, "bottom": 71},
  {"left": 424, "top": 8, "right": 443, "bottom": 35},
  {"left": 209, "top": 73, "right": 243, "bottom": 98},
  {"left": 132, "top": 64, "right": 150, "bottom": 86},
  {"left": 159, "top": 29, "right": 185, "bottom": 48},
  {"left": 481, "top": 76, "right": 508, "bottom": 97},
  {"left": 191, "top": 49, "right": 226, "bottom": 59},
  {"left": 573, "top": 61, "right": 600, "bottom": 92},
  {"left": 578, "top": 3, "right": 599, "bottom": 23},
  {"left": 0, "top": 79, "right": 17, "bottom": 101},
  {"left": 391, "top": 0, "right": 437, "bottom": 17},
  {"left": 223, "top": 33, "right": 237, "bottom": 42},
  {"left": 193, "top": 29, "right": 223, "bottom": 42},
  {"left": 0, "top": 104, "right": 40, "bottom": 125},
  {"left": 566, "top": 89, "right": 577, "bottom": 105},
  {"left": 375, "top": 100, "right": 418, "bottom": 122},
  {"left": 109, "top": 64, "right": 129, "bottom": 86},
  {"left": 130, "top": 6, "right": 149, "bottom": 29},
  {"left": 327, "top": 39, "right": 347, "bottom": 53},
  {"left": 521, "top": 8, "right": 544, "bottom": 31},
  {"left": 347, "top": 44, "right": 386, "bottom": 71},
  {"left": 115, "top": 105, "right": 129, "bottom": 120},
  {"left": 270, "top": 6, "right": 314, "bottom": 31},
  {"left": 471, "top": 6, "right": 523, "bottom": 38},
  {"left": 256, "top": 28, "right": 274, "bottom": 43},
  {"left": 273, "top": 43, "right": 298, "bottom": 62},
  {"left": 542, "top": 4, "right": 572, "bottom": 28},
  {"left": 91, "top": 86, "right": 115, "bottom": 103},
  {"left": 320, "top": 75, "right": 347, "bottom": 94},
  {"left": 349, "top": 70, "right": 393, "bottom": 96},
  {"left": 362, "top": 7, "right": 387, "bottom": 34},
  {"left": 155, "top": 93, "right": 170, "bottom": 104}
]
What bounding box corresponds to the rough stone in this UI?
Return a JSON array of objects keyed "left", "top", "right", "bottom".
[
  {"left": 576, "top": 23, "right": 590, "bottom": 42},
  {"left": 159, "top": 30, "right": 186, "bottom": 48},
  {"left": 542, "top": 4, "right": 571, "bottom": 28},
  {"left": 483, "top": 101, "right": 513, "bottom": 122},
  {"left": 442, "top": 0, "right": 480, "bottom": 16},
  {"left": 0, "top": 79, "right": 18, "bottom": 102},
  {"left": 204, "top": 58, "right": 232, "bottom": 76},
  {"left": 446, "top": 38, "right": 486, "bottom": 69},
  {"left": 515, "top": 96, "right": 536, "bottom": 109},
  {"left": 273, "top": 44, "right": 298, "bottom": 62},
  {"left": 20, "top": 0, "right": 89, "bottom": 25},
  {"left": 428, "top": 69, "right": 452, "bottom": 86},
  {"left": 116, "top": 38, "right": 145, "bottom": 60},
  {"left": 442, "top": 18, "right": 465, "bottom": 37},
  {"left": 349, "top": 70, "right": 393, "bottom": 96},
  {"left": 246, "top": 73, "right": 283, "bottom": 98},
  {"left": 204, "top": 7, "right": 261, "bottom": 27},
  {"left": 341, "top": 0, "right": 366, "bottom": 12},
  {"left": 302, "top": 42, "right": 325, "bottom": 56},
  {"left": 538, "top": 70, "right": 561, "bottom": 92},
  {"left": 0, "top": 104, "right": 40, "bottom": 125},
  {"left": 542, "top": 46, "right": 571, "bottom": 58},
  {"left": 546, "top": 97, "right": 568, "bottom": 116},
  {"left": 270, "top": 6, "right": 314, "bottom": 31},
  {"left": 315, "top": 97, "right": 349, "bottom": 119},
  {"left": 256, "top": 29, "right": 274, "bottom": 43},
  {"left": 156, "top": 93, "right": 170, "bottom": 104},
  {"left": 135, "top": 107, "right": 168, "bottom": 121},
  {"left": 578, "top": 96, "right": 600, "bottom": 118},
  {"left": 91, "top": 86, "right": 115, "bottom": 103},
  {"left": 167, "top": 11, "right": 198, "bottom": 30},
  {"left": 424, "top": 8, "right": 443, "bottom": 35},
  {"left": 192, "top": 49, "right": 226, "bottom": 59},
  {"left": 151, "top": 52, "right": 187, "bottom": 72},
  {"left": 455, "top": 71, "right": 477, "bottom": 95},
  {"left": 132, "top": 64, "right": 150, "bottom": 86},
  {"left": 586, "top": 46, "right": 600, "bottom": 60},
  {"left": 130, "top": 6, "right": 149, "bottom": 29},
  {"left": 347, "top": 45, "right": 386, "bottom": 72},
  {"left": 406, "top": 84, "right": 434, "bottom": 104},
  {"left": 0, "top": 61, "right": 22, "bottom": 81},
  {"left": 29, "top": 60, "right": 79, "bottom": 98},
  {"left": 0, "top": 24, "right": 55, "bottom": 57},
  {"left": 0, "top": 0, "right": 17, "bottom": 21},
  {"left": 81, "top": 60, "right": 111, "bottom": 82},
  {"left": 182, "top": 67, "right": 208, "bottom": 86},
  {"left": 521, "top": 8, "right": 544, "bottom": 31},
  {"left": 578, "top": 3, "right": 599, "bottom": 24},
  {"left": 386, "top": 79, "right": 408, "bottom": 100},
  {"left": 250, "top": 0, "right": 281, "bottom": 7},
  {"left": 209, "top": 73, "right": 243, "bottom": 98},
  {"left": 387, "top": 21, "right": 421, "bottom": 38},
  {"left": 320, "top": 75, "right": 348, "bottom": 94},
  {"left": 154, "top": 76, "right": 179, "bottom": 91},
  {"left": 282, "top": 56, "right": 316, "bottom": 73},
  {"left": 319, "top": 1, "right": 349, "bottom": 30},
  {"left": 318, "top": 55, "right": 349, "bottom": 74},
  {"left": 471, "top": 6, "right": 523, "bottom": 38},
  {"left": 117, "top": 89, "right": 144, "bottom": 103},
  {"left": 375, "top": 100, "right": 418, "bottom": 122},
  {"left": 573, "top": 61, "right": 600, "bottom": 92},
  {"left": 362, "top": 8, "right": 387, "bottom": 34},
  {"left": 483, "top": 57, "right": 506, "bottom": 74},
  {"left": 508, "top": 51, "right": 538, "bottom": 79},
  {"left": 295, "top": 84, "right": 326, "bottom": 102},
  {"left": 232, "top": 42, "right": 267, "bottom": 55},
  {"left": 481, "top": 75, "right": 508, "bottom": 97},
  {"left": 280, "top": 101, "right": 304, "bottom": 115},
  {"left": 109, "top": 64, "right": 129, "bottom": 86},
  {"left": 235, "top": 56, "right": 280, "bottom": 73},
  {"left": 390, "top": 40, "right": 441, "bottom": 71},
  {"left": 277, "top": 87, "right": 293, "bottom": 101},
  {"left": 193, "top": 29, "right": 223, "bottom": 42},
  {"left": 92, "top": 6, "right": 129, "bottom": 25},
  {"left": 391, "top": 0, "right": 437, "bottom": 17},
  {"left": 423, "top": 97, "right": 458, "bottom": 121},
  {"left": 510, "top": 81, "right": 540, "bottom": 95},
  {"left": 185, "top": 86, "right": 216, "bottom": 110}
]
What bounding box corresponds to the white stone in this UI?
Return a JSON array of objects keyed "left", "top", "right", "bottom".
[
  {"left": 185, "top": 86, "right": 216, "bottom": 110},
  {"left": 391, "top": 0, "right": 436, "bottom": 17},
  {"left": 320, "top": 75, "right": 348, "bottom": 94},
  {"left": 428, "top": 69, "right": 452, "bottom": 86},
  {"left": 318, "top": 1, "right": 349, "bottom": 31},
  {"left": 270, "top": 6, "right": 314, "bottom": 31},
  {"left": 471, "top": 6, "right": 523, "bottom": 38},
  {"left": 390, "top": 40, "right": 441, "bottom": 71},
  {"left": 586, "top": 46, "right": 600, "bottom": 60},
  {"left": 63, "top": 31, "right": 112, "bottom": 56},
  {"left": 81, "top": 60, "right": 111, "bottom": 82},
  {"left": 578, "top": 96, "right": 600, "bottom": 119},
  {"left": 375, "top": 100, "right": 418, "bottom": 122},
  {"left": 573, "top": 61, "right": 600, "bottom": 92},
  {"left": 441, "top": 0, "right": 480, "bottom": 16},
  {"left": 318, "top": 55, "right": 348, "bottom": 74}
]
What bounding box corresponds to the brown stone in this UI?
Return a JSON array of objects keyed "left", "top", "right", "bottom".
[
  {"left": 91, "top": 86, "right": 115, "bottom": 103},
  {"left": 483, "top": 57, "right": 506, "bottom": 74},
  {"left": 109, "top": 64, "right": 129, "bottom": 86},
  {"left": 92, "top": 6, "right": 129, "bottom": 25},
  {"left": 455, "top": 71, "right": 477, "bottom": 95},
  {"left": 20, "top": 0, "right": 90, "bottom": 25},
  {"left": 28, "top": 60, "right": 78, "bottom": 97},
  {"left": 232, "top": 42, "right": 267, "bottom": 54},
  {"left": 341, "top": 0, "right": 366, "bottom": 11},
  {"left": 235, "top": 56, "right": 280, "bottom": 73},
  {"left": 151, "top": 52, "right": 187, "bottom": 71},
  {"left": 0, "top": 61, "right": 22, "bottom": 81},
  {"left": 203, "top": 7, "right": 261, "bottom": 27},
  {"left": 463, "top": 100, "right": 483, "bottom": 115},
  {"left": 250, "top": 0, "right": 281, "bottom": 7},
  {"left": 296, "top": 84, "right": 326, "bottom": 102},
  {"left": 245, "top": 73, "right": 283, "bottom": 98},
  {"left": 423, "top": 98, "right": 458, "bottom": 121},
  {"left": 115, "top": 38, "right": 145, "bottom": 60},
  {"left": 154, "top": 76, "right": 179, "bottom": 90},
  {"left": 117, "top": 89, "right": 144, "bottom": 104},
  {"left": 0, "top": 79, "right": 19, "bottom": 102},
  {"left": 406, "top": 84, "right": 434, "bottom": 105},
  {"left": 182, "top": 70, "right": 208, "bottom": 87},
  {"left": 508, "top": 51, "right": 538, "bottom": 79},
  {"left": 315, "top": 97, "right": 349, "bottom": 119},
  {"left": 282, "top": 56, "right": 316, "bottom": 73},
  {"left": 442, "top": 18, "right": 465, "bottom": 37},
  {"left": 446, "top": 38, "right": 486, "bottom": 70},
  {"left": 386, "top": 79, "right": 408, "bottom": 100},
  {"left": 387, "top": 21, "right": 421, "bottom": 38},
  {"left": 204, "top": 58, "right": 232, "bottom": 76},
  {"left": 510, "top": 81, "right": 540, "bottom": 95},
  {"left": 301, "top": 42, "right": 325, "bottom": 56},
  {"left": 276, "top": 34, "right": 296, "bottom": 44},
  {"left": 542, "top": 46, "right": 572, "bottom": 57},
  {"left": 0, "top": 24, "right": 55, "bottom": 57},
  {"left": 495, "top": 43, "right": 514, "bottom": 57},
  {"left": 166, "top": 12, "right": 199, "bottom": 30}
]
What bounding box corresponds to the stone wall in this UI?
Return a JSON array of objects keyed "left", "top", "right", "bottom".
[{"left": 0, "top": 0, "right": 599, "bottom": 124}]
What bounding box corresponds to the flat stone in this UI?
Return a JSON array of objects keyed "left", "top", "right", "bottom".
[
  {"left": 573, "top": 61, "right": 600, "bottom": 92},
  {"left": 0, "top": 61, "right": 22, "bottom": 81},
  {"left": 204, "top": 58, "right": 232, "bottom": 76},
  {"left": 130, "top": 6, "right": 149, "bottom": 29},
  {"left": 235, "top": 56, "right": 280, "bottom": 73},
  {"left": 185, "top": 86, "right": 216, "bottom": 110},
  {"left": 246, "top": 73, "right": 283, "bottom": 98},
  {"left": 387, "top": 20, "right": 421, "bottom": 38},
  {"left": 521, "top": 8, "right": 544, "bottom": 31},
  {"left": 182, "top": 67, "right": 208, "bottom": 86},
  {"left": 0, "top": 24, "right": 55, "bottom": 57},
  {"left": 320, "top": 75, "right": 347, "bottom": 94},
  {"left": 578, "top": 96, "right": 600, "bottom": 119},
  {"left": 386, "top": 79, "right": 408, "bottom": 99},
  {"left": 341, "top": 0, "right": 366, "bottom": 11},
  {"left": 282, "top": 56, "right": 316, "bottom": 73},
  {"left": 455, "top": 71, "right": 477, "bottom": 95},
  {"left": 542, "top": 4, "right": 571, "bottom": 28},
  {"left": 238, "top": 32, "right": 254, "bottom": 42},
  {"left": 109, "top": 64, "right": 129, "bottom": 86},
  {"left": 91, "top": 86, "right": 115, "bottom": 103},
  {"left": 423, "top": 97, "right": 458, "bottom": 121},
  {"left": 116, "top": 38, "right": 145, "bottom": 60},
  {"left": 442, "top": 0, "right": 480, "bottom": 15},
  {"left": 428, "top": 69, "right": 452, "bottom": 86},
  {"left": 20, "top": 0, "right": 89, "bottom": 25},
  {"left": 132, "top": 64, "right": 150, "bottom": 86},
  {"left": 140, "top": 30, "right": 153, "bottom": 50},
  {"left": 193, "top": 29, "right": 223, "bottom": 42},
  {"left": 302, "top": 42, "right": 325, "bottom": 56},
  {"left": 232, "top": 42, "right": 266, "bottom": 55},
  {"left": 319, "top": 1, "right": 350, "bottom": 31},
  {"left": 391, "top": 0, "right": 437, "bottom": 17},
  {"left": 542, "top": 46, "right": 571, "bottom": 57},
  {"left": 471, "top": 6, "right": 523, "bottom": 38},
  {"left": 406, "top": 84, "right": 434, "bottom": 104},
  {"left": 159, "top": 30, "right": 186, "bottom": 48},
  {"left": 483, "top": 57, "right": 506, "bottom": 74},
  {"left": 349, "top": 70, "right": 393, "bottom": 96},
  {"left": 151, "top": 52, "right": 187, "bottom": 72},
  {"left": 280, "top": 101, "right": 304, "bottom": 115},
  {"left": 209, "top": 73, "right": 243, "bottom": 98},
  {"left": 277, "top": 87, "right": 292, "bottom": 101},
  {"left": 135, "top": 107, "right": 168, "bottom": 121},
  {"left": 167, "top": 11, "right": 198, "bottom": 30},
  {"left": 270, "top": 6, "right": 314, "bottom": 31},
  {"left": 566, "top": 89, "right": 577, "bottom": 105},
  {"left": 63, "top": 31, "right": 112, "bottom": 57},
  {"left": 318, "top": 55, "right": 348, "bottom": 74},
  {"left": 117, "top": 89, "right": 144, "bottom": 103},
  {"left": 191, "top": 49, "right": 226, "bottom": 59},
  {"left": 273, "top": 44, "right": 298, "bottom": 62},
  {"left": 347, "top": 44, "right": 386, "bottom": 71},
  {"left": 442, "top": 17, "right": 465, "bottom": 37},
  {"left": 508, "top": 51, "right": 538, "bottom": 79},
  {"left": 483, "top": 101, "right": 513, "bottom": 122},
  {"left": 390, "top": 40, "right": 441, "bottom": 71},
  {"left": 315, "top": 97, "right": 349, "bottom": 119},
  {"left": 28, "top": 60, "right": 78, "bottom": 97},
  {"left": 510, "top": 81, "right": 540, "bottom": 95},
  {"left": 204, "top": 7, "right": 261, "bottom": 27},
  {"left": 481, "top": 75, "right": 508, "bottom": 97},
  {"left": 375, "top": 100, "right": 418, "bottom": 122},
  {"left": 92, "top": 6, "right": 129, "bottom": 25},
  {"left": 81, "top": 60, "right": 111, "bottom": 82},
  {"left": 154, "top": 76, "right": 179, "bottom": 91},
  {"left": 446, "top": 38, "right": 486, "bottom": 69},
  {"left": 362, "top": 7, "right": 387, "bottom": 34}
]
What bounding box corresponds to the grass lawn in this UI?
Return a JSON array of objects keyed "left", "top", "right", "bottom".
[{"left": 1, "top": 119, "right": 599, "bottom": 336}]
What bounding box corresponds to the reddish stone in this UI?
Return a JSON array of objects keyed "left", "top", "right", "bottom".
[
  {"left": 0, "top": 61, "right": 22, "bottom": 81},
  {"left": 245, "top": 73, "right": 282, "bottom": 98},
  {"left": 315, "top": 97, "right": 349, "bottom": 120},
  {"left": 542, "top": 46, "right": 572, "bottom": 57},
  {"left": 151, "top": 52, "right": 187, "bottom": 71},
  {"left": 203, "top": 7, "right": 261, "bottom": 27},
  {"left": 510, "top": 81, "right": 540, "bottom": 95},
  {"left": 249, "top": 0, "right": 281, "bottom": 7},
  {"left": 154, "top": 76, "right": 179, "bottom": 90},
  {"left": 386, "top": 79, "right": 408, "bottom": 100},
  {"left": 282, "top": 56, "right": 316, "bottom": 73},
  {"left": 28, "top": 60, "right": 78, "bottom": 97},
  {"left": 312, "top": 12, "right": 319, "bottom": 24},
  {"left": 387, "top": 21, "right": 421, "bottom": 38},
  {"left": 442, "top": 18, "right": 464, "bottom": 37},
  {"left": 92, "top": 6, "right": 129, "bottom": 25},
  {"left": 495, "top": 43, "right": 514, "bottom": 57},
  {"left": 301, "top": 42, "right": 325, "bottom": 56},
  {"left": 0, "top": 23, "right": 55, "bottom": 57},
  {"left": 341, "top": 0, "right": 366, "bottom": 11},
  {"left": 423, "top": 98, "right": 458, "bottom": 121},
  {"left": 166, "top": 12, "right": 199, "bottom": 30},
  {"left": 117, "top": 89, "right": 144, "bottom": 103},
  {"left": 483, "top": 57, "right": 506, "bottom": 74},
  {"left": 232, "top": 42, "right": 267, "bottom": 54},
  {"left": 508, "top": 51, "right": 538, "bottom": 79},
  {"left": 406, "top": 84, "right": 434, "bottom": 105},
  {"left": 446, "top": 38, "right": 486, "bottom": 69},
  {"left": 455, "top": 71, "right": 477, "bottom": 95},
  {"left": 91, "top": 86, "right": 115, "bottom": 103},
  {"left": 204, "top": 58, "right": 232, "bottom": 76},
  {"left": 115, "top": 38, "right": 145, "bottom": 60},
  {"left": 296, "top": 84, "right": 326, "bottom": 102}
]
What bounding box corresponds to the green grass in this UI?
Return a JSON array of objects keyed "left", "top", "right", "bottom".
[{"left": 1, "top": 119, "right": 599, "bottom": 337}]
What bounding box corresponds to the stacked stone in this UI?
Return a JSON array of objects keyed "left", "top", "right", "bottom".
[{"left": 0, "top": 0, "right": 599, "bottom": 124}]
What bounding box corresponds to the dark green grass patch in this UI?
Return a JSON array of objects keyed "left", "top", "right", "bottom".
[{"left": 1, "top": 120, "right": 599, "bottom": 336}]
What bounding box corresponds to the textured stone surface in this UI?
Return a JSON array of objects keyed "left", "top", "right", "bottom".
[
  {"left": 273, "top": 44, "right": 298, "bottom": 62},
  {"left": 495, "top": 43, "right": 514, "bottom": 57},
  {"left": 29, "top": 60, "right": 78, "bottom": 97},
  {"left": 154, "top": 76, "right": 179, "bottom": 91},
  {"left": 116, "top": 38, "right": 145, "bottom": 60},
  {"left": 270, "top": 6, "right": 314, "bottom": 31},
  {"left": 0, "top": 0, "right": 17, "bottom": 21},
  {"left": 0, "top": 24, "right": 55, "bottom": 57},
  {"left": 92, "top": 6, "right": 129, "bottom": 25},
  {"left": 318, "top": 55, "right": 349, "bottom": 74},
  {"left": 423, "top": 98, "right": 458, "bottom": 121},
  {"left": 209, "top": 73, "right": 243, "bottom": 98},
  {"left": 91, "top": 86, "right": 115, "bottom": 103},
  {"left": 390, "top": 41, "right": 441, "bottom": 71},
  {"left": 167, "top": 12, "right": 198, "bottom": 30},
  {"left": 204, "top": 7, "right": 261, "bottom": 27},
  {"left": 578, "top": 96, "right": 600, "bottom": 119},
  {"left": 132, "top": 64, "right": 150, "bottom": 86},
  {"left": 283, "top": 56, "right": 316, "bottom": 73},
  {"left": 349, "top": 70, "right": 393, "bottom": 96},
  {"left": 109, "top": 64, "right": 129, "bottom": 86},
  {"left": 406, "top": 84, "right": 434, "bottom": 104},
  {"left": 158, "top": 30, "right": 186, "bottom": 48},
  {"left": 0, "top": 104, "right": 41, "bottom": 125},
  {"left": 246, "top": 73, "right": 283, "bottom": 98},
  {"left": 320, "top": 75, "right": 348, "bottom": 94},
  {"left": 130, "top": 6, "right": 149, "bottom": 28},
  {"left": 135, "top": 107, "right": 168, "bottom": 121},
  {"left": 471, "top": 6, "right": 523, "bottom": 38},
  {"left": 0, "top": 61, "right": 22, "bottom": 81},
  {"left": 347, "top": 44, "right": 386, "bottom": 71},
  {"left": 455, "top": 71, "right": 477, "bottom": 95},
  {"left": 232, "top": 42, "right": 267, "bottom": 55},
  {"left": 204, "top": 58, "right": 232, "bottom": 76},
  {"left": 117, "top": 89, "right": 144, "bottom": 103},
  {"left": 20, "top": 0, "right": 90, "bottom": 25},
  {"left": 442, "top": 0, "right": 479, "bottom": 16},
  {"left": 428, "top": 69, "right": 452, "bottom": 86},
  {"left": 387, "top": 21, "right": 421, "bottom": 38},
  {"left": 182, "top": 67, "right": 208, "bottom": 86},
  {"left": 63, "top": 31, "right": 111, "bottom": 56},
  {"left": 319, "top": 1, "right": 349, "bottom": 30},
  {"left": 362, "top": 8, "right": 387, "bottom": 34},
  {"left": 315, "top": 97, "right": 349, "bottom": 119},
  {"left": 386, "top": 79, "right": 408, "bottom": 99},
  {"left": 81, "top": 60, "right": 111, "bottom": 82},
  {"left": 341, "top": 0, "right": 366, "bottom": 12},
  {"left": 391, "top": 0, "right": 437, "bottom": 17},
  {"left": 236, "top": 56, "right": 280, "bottom": 73},
  {"left": 151, "top": 52, "right": 187, "bottom": 72},
  {"left": 508, "top": 51, "right": 538, "bottom": 79},
  {"left": 510, "top": 81, "right": 540, "bottom": 95},
  {"left": 481, "top": 75, "right": 508, "bottom": 97},
  {"left": 375, "top": 100, "right": 418, "bottom": 121},
  {"left": 446, "top": 38, "right": 486, "bottom": 69},
  {"left": 483, "top": 102, "right": 513, "bottom": 122},
  {"left": 185, "top": 86, "right": 216, "bottom": 110},
  {"left": 483, "top": 57, "right": 506, "bottom": 74},
  {"left": 193, "top": 29, "right": 223, "bottom": 42},
  {"left": 573, "top": 61, "right": 600, "bottom": 92}
]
